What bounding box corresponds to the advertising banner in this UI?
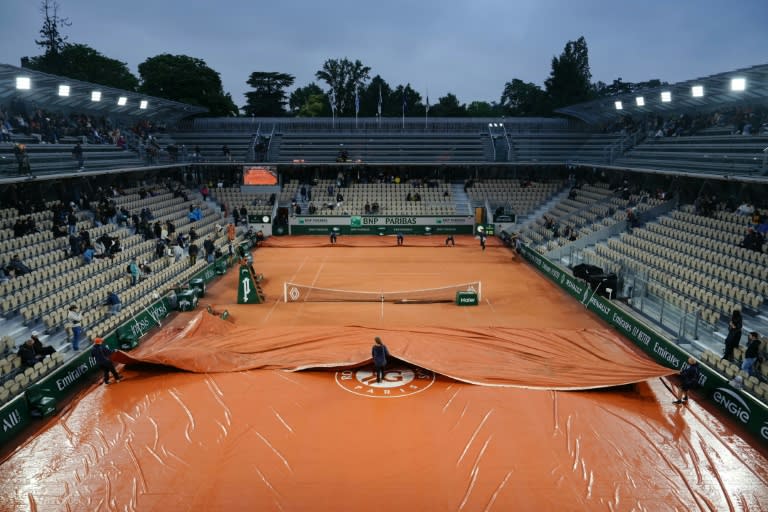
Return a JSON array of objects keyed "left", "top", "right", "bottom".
[{"left": 519, "top": 244, "right": 768, "bottom": 446}]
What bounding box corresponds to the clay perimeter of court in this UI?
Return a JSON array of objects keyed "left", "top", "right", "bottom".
[{"left": 0, "top": 235, "right": 766, "bottom": 511}]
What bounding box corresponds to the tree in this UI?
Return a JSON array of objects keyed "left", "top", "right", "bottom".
[
  {"left": 138, "top": 54, "right": 238, "bottom": 116},
  {"left": 315, "top": 58, "right": 371, "bottom": 115},
  {"left": 392, "top": 84, "right": 422, "bottom": 117},
  {"left": 289, "top": 83, "right": 327, "bottom": 117},
  {"left": 544, "top": 36, "right": 593, "bottom": 109},
  {"left": 26, "top": 44, "right": 138, "bottom": 91},
  {"left": 466, "top": 101, "right": 499, "bottom": 117},
  {"left": 360, "top": 75, "right": 393, "bottom": 117},
  {"left": 243, "top": 71, "right": 295, "bottom": 116},
  {"left": 28, "top": 0, "right": 70, "bottom": 74},
  {"left": 501, "top": 79, "right": 549, "bottom": 116},
  {"left": 430, "top": 93, "right": 466, "bottom": 117}
]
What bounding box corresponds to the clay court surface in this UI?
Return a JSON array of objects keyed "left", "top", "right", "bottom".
[{"left": 1, "top": 235, "right": 767, "bottom": 511}]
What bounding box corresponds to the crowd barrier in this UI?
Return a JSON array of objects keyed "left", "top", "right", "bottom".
[
  {"left": 519, "top": 244, "right": 768, "bottom": 446},
  {"left": 0, "top": 247, "right": 245, "bottom": 448}
]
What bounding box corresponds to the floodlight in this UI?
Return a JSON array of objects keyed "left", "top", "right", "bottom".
[
  {"left": 614, "top": 101, "right": 623, "bottom": 110},
  {"left": 660, "top": 91, "right": 671, "bottom": 103},
  {"left": 91, "top": 91, "right": 102, "bottom": 102},
  {"left": 731, "top": 77, "right": 746, "bottom": 91},
  {"left": 58, "top": 85, "right": 70, "bottom": 96},
  {"left": 488, "top": 123, "right": 492, "bottom": 127},
  {"left": 16, "top": 77, "right": 31, "bottom": 90},
  {"left": 635, "top": 97, "right": 645, "bottom": 107},
  {"left": 117, "top": 96, "right": 127, "bottom": 106},
  {"left": 691, "top": 85, "right": 704, "bottom": 98},
  {"left": 139, "top": 100, "right": 148, "bottom": 110}
]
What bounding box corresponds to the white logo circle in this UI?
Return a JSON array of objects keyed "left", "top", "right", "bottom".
[{"left": 335, "top": 365, "right": 435, "bottom": 398}]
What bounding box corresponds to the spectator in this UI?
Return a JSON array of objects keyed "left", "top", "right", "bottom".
[
  {"left": 67, "top": 305, "right": 83, "bottom": 351},
  {"left": 82, "top": 244, "right": 95, "bottom": 264},
  {"left": 738, "top": 228, "right": 765, "bottom": 252},
  {"left": 203, "top": 236, "right": 216, "bottom": 263},
  {"left": 72, "top": 142, "right": 84, "bottom": 169},
  {"left": 128, "top": 258, "right": 139, "bottom": 285},
  {"left": 227, "top": 223, "right": 236, "bottom": 242},
  {"left": 13, "top": 143, "right": 30, "bottom": 175},
  {"left": 139, "top": 261, "right": 152, "bottom": 278},
  {"left": 17, "top": 338, "right": 41, "bottom": 367},
  {"left": 221, "top": 145, "right": 231, "bottom": 161},
  {"left": 188, "top": 242, "right": 199, "bottom": 266},
  {"left": 736, "top": 202, "right": 754, "bottom": 216},
  {"left": 172, "top": 242, "right": 184, "bottom": 262},
  {"left": 239, "top": 206, "right": 248, "bottom": 224},
  {"left": 722, "top": 309, "right": 742, "bottom": 361},
  {"left": 741, "top": 332, "right": 761, "bottom": 377},
  {"left": 105, "top": 291, "right": 122, "bottom": 315},
  {"left": 8, "top": 255, "right": 31, "bottom": 275},
  {"left": 30, "top": 331, "right": 55, "bottom": 357}
]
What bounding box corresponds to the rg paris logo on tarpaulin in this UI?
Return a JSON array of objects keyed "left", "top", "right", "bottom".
[{"left": 335, "top": 365, "right": 435, "bottom": 398}]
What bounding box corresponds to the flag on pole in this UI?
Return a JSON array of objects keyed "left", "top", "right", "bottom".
[
  {"left": 377, "top": 85, "right": 382, "bottom": 117},
  {"left": 355, "top": 87, "right": 360, "bottom": 116},
  {"left": 425, "top": 90, "right": 430, "bottom": 128},
  {"left": 402, "top": 90, "right": 407, "bottom": 129},
  {"left": 329, "top": 89, "right": 336, "bottom": 114},
  {"left": 425, "top": 91, "right": 430, "bottom": 113}
]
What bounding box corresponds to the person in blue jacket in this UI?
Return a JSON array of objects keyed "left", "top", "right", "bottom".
[{"left": 371, "top": 336, "right": 390, "bottom": 384}]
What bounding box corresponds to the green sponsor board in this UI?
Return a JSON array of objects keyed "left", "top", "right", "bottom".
[
  {"left": 519, "top": 244, "right": 768, "bottom": 446},
  {"left": 23, "top": 349, "right": 102, "bottom": 413},
  {"left": 292, "top": 216, "right": 474, "bottom": 235},
  {"left": 456, "top": 291, "right": 478, "bottom": 306},
  {"left": 237, "top": 265, "right": 261, "bottom": 304},
  {"left": 0, "top": 253, "right": 240, "bottom": 448},
  {"left": 0, "top": 394, "right": 31, "bottom": 447}
]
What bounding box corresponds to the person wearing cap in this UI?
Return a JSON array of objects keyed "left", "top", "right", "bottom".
[
  {"left": 91, "top": 338, "right": 122, "bottom": 385},
  {"left": 371, "top": 336, "right": 390, "bottom": 384},
  {"left": 30, "top": 331, "right": 55, "bottom": 357}
]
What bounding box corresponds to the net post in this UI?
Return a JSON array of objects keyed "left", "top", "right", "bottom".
[
  {"left": 478, "top": 281, "right": 482, "bottom": 302},
  {"left": 283, "top": 282, "right": 288, "bottom": 302}
]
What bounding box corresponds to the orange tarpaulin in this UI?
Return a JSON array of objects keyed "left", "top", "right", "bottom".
[
  {"left": 2, "top": 237, "right": 766, "bottom": 511},
  {"left": 114, "top": 312, "right": 674, "bottom": 389}
]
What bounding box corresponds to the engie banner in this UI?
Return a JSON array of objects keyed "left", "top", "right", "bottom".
[{"left": 519, "top": 244, "right": 768, "bottom": 446}]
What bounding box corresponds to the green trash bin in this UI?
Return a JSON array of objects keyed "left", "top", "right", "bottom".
[
  {"left": 189, "top": 278, "right": 206, "bottom": 298},
  {"left": 116, "top": 325, "right": 139, "bottom": 350},
  {"left": 176, "top": 289, "right": 199, "bottom": 311}
]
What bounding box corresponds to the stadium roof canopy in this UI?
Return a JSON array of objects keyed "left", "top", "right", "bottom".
[
  {"left": 556, "top": 63, "right": 768, "bottom": 125},
  {"left": 0, "top": 63, "right": 207, "bottom": 121}
]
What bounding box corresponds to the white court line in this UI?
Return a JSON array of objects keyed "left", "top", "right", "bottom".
[
  {"left": 376, "top": 273, "right": 442, "bottom": 276},
  {"left": 292, "top": 255, "right": 328, "bottom": 324},
  {"left": 485, "top": 298, "right": 496, "bottom": 314}
]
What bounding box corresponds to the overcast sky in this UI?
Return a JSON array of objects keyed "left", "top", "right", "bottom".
[{"left": 1, "top": 0, "right": 766, "bottom": 108}]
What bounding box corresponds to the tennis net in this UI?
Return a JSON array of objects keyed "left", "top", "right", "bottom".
[{"left": 283, "top": 281, "right": 482, "bottom": 303}]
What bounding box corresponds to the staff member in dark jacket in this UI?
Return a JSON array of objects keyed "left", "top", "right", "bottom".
[
  {"left": 371, "top": 336, "right": 390, "bottom": 384},
  {"left": 91, "top": 337, "right": 122, "bottom": 385},
  {"left": 673, "top": 357, "right": 700, "bottom": 405}
]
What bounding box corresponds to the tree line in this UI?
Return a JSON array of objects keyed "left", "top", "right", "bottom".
[{"left": 22, "top": 1, "right": 663, "bottom": 118}]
